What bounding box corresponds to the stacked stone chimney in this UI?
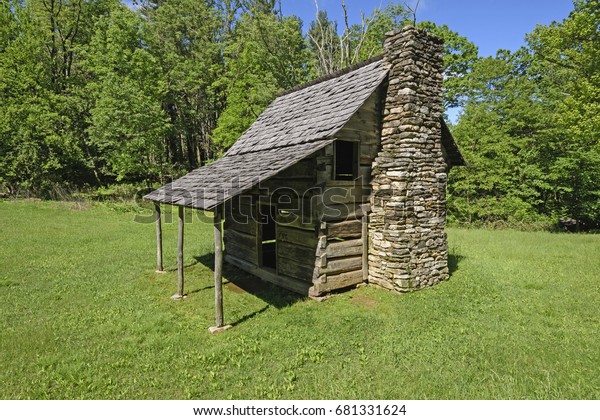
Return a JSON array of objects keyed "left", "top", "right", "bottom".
[{"left": 368, "top": 27, "right": 449, "bottom": 292}]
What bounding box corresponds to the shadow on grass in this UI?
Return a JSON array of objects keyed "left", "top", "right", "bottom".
[
  {"left": 448, "top": 253, "right": 465, "bottom": 277},
  {"left": 163, "top": 260, "right": 201, "bottom": 273},
  {"left": 193, "top": 253, "right": 303, "bottom": 311},
  {"left": 231, "top": 305, "right": 270, "bottom": 327}
]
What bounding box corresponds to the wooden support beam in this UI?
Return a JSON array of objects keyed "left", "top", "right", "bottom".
[
  {"left": 362, "top": 212, "right": 369, "bottom": 281},
  {"left": 209, "top": 204, "right": 231, "bottom": 333},
  {"left": 171, "top": 206, "right": 186, "bottom": 300},
  {"left": 154, "top": 202, "right": 165, "bottom": 273}
]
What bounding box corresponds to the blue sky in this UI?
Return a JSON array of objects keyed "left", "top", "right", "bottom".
[{"left": 281, "top": 0, "right": 576, "bottom": 57}]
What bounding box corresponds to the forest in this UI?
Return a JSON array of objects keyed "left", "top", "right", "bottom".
[{"left": 0, "top": 0, "right": 598, "bottom": 229}]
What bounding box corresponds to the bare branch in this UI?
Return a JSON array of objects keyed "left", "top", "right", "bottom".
[{"left": 403, "top": 0, "right": 420, "bottom": 25}]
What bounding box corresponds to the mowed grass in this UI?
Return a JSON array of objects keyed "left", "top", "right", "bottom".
[{"left": 0, "top": 200, "right": 599, "bottom": 399}]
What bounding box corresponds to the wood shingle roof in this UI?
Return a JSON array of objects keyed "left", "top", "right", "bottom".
[{"left": 145, "top": 59, "right": 390, "bottom": 209}]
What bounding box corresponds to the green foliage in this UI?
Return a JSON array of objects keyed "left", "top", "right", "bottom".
[
  {"left": 353, "top": 3, "right": 410, "bottom": 61},
  {"left": 307, "top": 3, "right": 410, "bottom": 77},
  {"left": 0, "top": 1, "right": 84, "bottom": 195},
  {"left": 213, "top": 9, "right": 309, "bottom": 150},
  {"left": 83, "top": 5, "right": 169, "bottom": 182},
  {"left": 416, "top": 22, "right": 480, "bottom": 108},
  {"left": 0, "top": 0, "right": 597, "bottom": 229},
  {"left": 1, "top": 201, "right": 599, "bottom": 398},
  {"left": 142, "top": 0, "right": 225, "bottom": 168},
  {"left": 450, "top": 0, "right": 600, "bottom": 229}
]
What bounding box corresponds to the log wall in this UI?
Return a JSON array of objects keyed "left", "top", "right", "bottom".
[
  {"left": 309, "top": 86, "right": 384, "bottom": 296},
  {"left": 223, "top": 86, "right": 384, "bottom": 296},
  {"left": 223, "top": 156, "right": 320, "bottom": 294}
]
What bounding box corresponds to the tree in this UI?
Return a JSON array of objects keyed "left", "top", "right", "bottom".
[
  {"left": 142, "top": 0, "right": 225, "bottom": 169},
  {"left": 416, "top": 22, "right": 479, "bottom": 109},
  {"left": 83, "top": 5, "right": 169, "bottom": 183},
  {"left": 306, "top": 2, "right": 479, "bottom": 110},
  {"left": 308, "top": 2, "right": 410, "bottom": 77},
  {"left": 307, "top": 9, "right": 340, "bottom": 76},
  {"left": 449, "top": 50, "right": 549, "bottom": 224},
  {"left": 449, "top": 0, "right": 600, "bottom": 229},
  {"left": 212, "top": 6, "right": 309, "bottom": 150},
  {"left": 526, "top": 0, "right": 600, "bottom": 227},
  {"left": 0, "top": 1, "right": 84, "bottom": 195}
]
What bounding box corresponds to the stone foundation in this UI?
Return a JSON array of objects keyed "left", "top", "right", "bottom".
[{"left": 368, "top": 27, "right": 449, "bottom": 292}]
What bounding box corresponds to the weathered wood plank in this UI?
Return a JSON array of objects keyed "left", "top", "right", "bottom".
[
  {"left": 225, "top": 240, "right": 259, "bottom": 266},
  {"left": 336, "top": 128, "right": 378, "bottom": 144},
  {"left": 326, "top": 238, "right": 363, "bottom": 258},
  {"left": 227, "top": 199, "right": 255, "bottom": 226},
  {"left": 321, "top": 185, "right": 370, "bottom": 205},
  {"left": 358, "top": 165, "right": 372, "bottom": 184},
  {"left": 277, "top": 225, "right": 318, "bottom": 247},
  {"left": 214, "top": 205, "right": 224, "bottom": 327},
  {"left": 315, "top": 234, "right": 327, "bottom": 257},
  {"left": 271, "top": 158, "right": 315, "bottom": 180},
  {"left": 225, "top": 254, "right": 311, "bottom": 295},
  {"left": 312, "top": 269, "right": 364, "bottom": 295},
  {"left": 360, "top": 144, "right": 380, "bottom": 165},
  {"left": 326, "top": 220, "right": 363, "bottom": 239},
  {"left": 277, "top": 241, "right": 316, "bottom": 263},
  {"left": 154, "top": 203, "right": 164, "bottom": 272},
  {"left": 262, "top": 179, "right": 316, "bottom": 195},
  {"left": 277, "top": 217, "right": 316, "bottom": 231},
  {"left": 322, "top": 256, "right": 362, "bottom": 275},
  {"left": 177, "top": 206, "right": 185, "bottom": 297},
  {"left": 315, "top": 254, "right": 327, "bottom": 269},
  {"left": 362, "top": 213, "right": 369, "bottom": 281},
  {"left": 224, "top": 228, "right": 256, "bottom": 250},
  {"left": 230, "top": 195, "right": 254, "bottom": 211},
  {"left": 278, "top": 255, "right": 314, "bottom": 283},
  {"left": 340, "top": 119, "right": 378, "bottom": 134},
  {"left": 224, "top": 214, "right": 256, "bottom": 236},
  {"left": 320, "top": 202, "right": 367, "bottom": 222}
]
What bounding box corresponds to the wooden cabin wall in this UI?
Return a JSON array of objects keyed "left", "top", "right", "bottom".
[
  {"left": 263, "top": 156, "right": 319, "bottom": 289},
  {"left": 224, "top": 87, "right": 383, "bottom": 297},
  {"left": 223, "top": 155, "right": 320, "bottom": 295},
  {"left": 310, "top": 87, "right": 383, "bottom": 296},
  {"left": 224, "top": 195, "right": 259, "bottom": 266}
]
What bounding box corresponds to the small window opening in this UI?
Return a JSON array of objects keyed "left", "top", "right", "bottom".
[{"left": 334, "top": 140, "right": 358, "bottom": 180}]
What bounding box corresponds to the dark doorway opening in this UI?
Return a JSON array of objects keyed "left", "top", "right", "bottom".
[{"left": 260, "top": 205, "right": 277, "bottom": 270}]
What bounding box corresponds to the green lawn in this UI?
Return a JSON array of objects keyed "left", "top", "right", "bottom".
[{"left": 0, "top": 200, "right": 599, "bottom": 399}]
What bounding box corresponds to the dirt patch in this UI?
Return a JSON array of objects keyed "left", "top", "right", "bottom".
[
  {"left": 225, "top": 281, "right": 246, "bottom": 294},
  {"left": 350, "top": 292, "right": 377, "bottom": 308}
]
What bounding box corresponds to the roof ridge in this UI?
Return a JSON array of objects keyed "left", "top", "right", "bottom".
[{"left": 276, "top": 54, "right": 385, "bottom": 98}]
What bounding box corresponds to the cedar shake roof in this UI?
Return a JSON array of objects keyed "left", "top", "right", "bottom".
[
  {"left": 144, "top": 58, "right": 464, "bottom": 210},
  {"left": 145, "top": 59, "right": 389, "bottom": 209}
]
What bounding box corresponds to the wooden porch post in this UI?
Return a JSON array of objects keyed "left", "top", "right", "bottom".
[
  {"left": 209, "top": 204, "right": 231, "bottom": 333},
  {"left": 171, "top": 205, "right": 186, "bottom": 300},
  {"left": 362, "top": 211, "right": 369, "bottom": 281},
  {"left": 155, "top": 202, "right": 165, "bottom": 273}
]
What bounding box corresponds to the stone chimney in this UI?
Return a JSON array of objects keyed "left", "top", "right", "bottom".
[{"left": 368, "top": 27, "right": 449, "bottom": 292}]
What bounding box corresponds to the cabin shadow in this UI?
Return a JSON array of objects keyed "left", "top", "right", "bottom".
[
  {"left": 448, "top": 253, "right": 465, "bottom": 277},
  {"left": 193, "top": 253, "right": 303, "bottom": 310}
]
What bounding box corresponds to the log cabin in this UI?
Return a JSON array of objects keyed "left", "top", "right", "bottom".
[{"left": 144, "top": 26, "right": 465, "bottom": 328}]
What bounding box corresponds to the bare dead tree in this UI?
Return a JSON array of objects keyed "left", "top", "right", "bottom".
[
  {"left": 308, "top": 0, "right": 383, "bottom": 76},
  {"left": 403, "top": 0, "right": 420, "bottom": 25},
  {"left": 307, "top": 0, "right": 340, "bottom": 75}
]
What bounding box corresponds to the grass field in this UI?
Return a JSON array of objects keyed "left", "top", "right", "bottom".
[{"left": 0, "top": 200, "right": 599, "bottom": 399}]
